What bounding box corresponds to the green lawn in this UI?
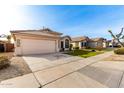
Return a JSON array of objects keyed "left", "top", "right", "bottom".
[
  {"left": 99, "top": 48, "right": 114, "bottom": 52},
  {"left": 65, "top": 49, "right": 105, "bottom": 58},
  {"left": 83, "top": 48, "right": 114, "bottom": 52}
]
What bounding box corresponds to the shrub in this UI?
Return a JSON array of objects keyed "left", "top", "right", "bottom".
[
  {"left": 95, "top": 47, "right": 103, "bottom": 51},
  {"left": 0, "top": 56, "right": 10, "bottom": 69},
  {"left": 69, "top": 44, "right": 73, "bottom": 51},
  {"left": 86, "top": 46, "right": 91, "bottom": 49},
  {"left": 114, "top": 48, "right": 124, "bottom": 54},
  {"left": 73, "top": 47, "right": 79, "bottom": 50}
]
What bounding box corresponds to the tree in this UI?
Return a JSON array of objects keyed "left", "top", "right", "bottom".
[
  {"left": 108, "top": 28, "right": 124, "bottom": 47},
  {"left": 0, "top": 34, "right": 11, "bottom": 43},
  {"left": 6, "top": 35, "right": 11, "bottom": 43}
]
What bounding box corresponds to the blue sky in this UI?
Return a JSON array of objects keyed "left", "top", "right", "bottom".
[{"left": 1, "top": 5, "right": 124, "bottom": 39}]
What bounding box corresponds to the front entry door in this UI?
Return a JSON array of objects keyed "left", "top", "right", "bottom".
[
  {"left": 61, "top": 41, "right": 64, "bottom": 48},
  {"left": 0, "top": 44, "right": 4, "bottom": 52},
  {"left": 61, "top": 41, "right": 64, "bottom": 51}
]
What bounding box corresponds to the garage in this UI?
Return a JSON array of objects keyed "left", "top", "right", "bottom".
[
  {"left": 21, "top": 39, "right": 56, "bottom": 55},
  {"left": 11, "top": 28, "right": 63, "bottom": 55}
]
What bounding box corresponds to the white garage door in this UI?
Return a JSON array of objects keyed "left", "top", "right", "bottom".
[{"left": 21, "top": 39, "right": 56, "bottom": 55}]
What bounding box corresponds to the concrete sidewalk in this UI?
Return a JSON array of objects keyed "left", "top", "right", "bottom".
[{"left": 1, "top": 51, "right": 123, "bottom": 88}]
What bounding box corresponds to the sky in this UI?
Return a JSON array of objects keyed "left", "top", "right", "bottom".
[{"left": 0, "top": 5, "right": 124, "bottom": 40}]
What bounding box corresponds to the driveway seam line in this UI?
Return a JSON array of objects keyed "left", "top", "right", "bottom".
[
  {"left": 33, "top": 58, "right": 82, "bottom": 73},
  {"left": 32, "top": 73, "right": 42, "bottom": 88},
  {"left": 42, "top": 70, "right": 78, "bottom": 87},
  {"left": 118, "top": 71, "right": 124, "bottom": 88}
]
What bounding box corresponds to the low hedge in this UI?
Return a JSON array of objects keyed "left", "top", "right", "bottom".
[
  {"left": 114, "top": 48, "right": 124, "bottom": 54},
  {"left": 0, "top": 56, "right": 10, "bottom": 69},
  {"left": 73, "top": 47, "right": 79, "bottom": 50}
]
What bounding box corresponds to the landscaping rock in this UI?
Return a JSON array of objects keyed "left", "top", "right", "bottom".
[
  {"left": 91, "top": 50, "right": 96, "bottom": 52},
  {"left": 0, "top": 56, "right": 11, "bottom": 70}
]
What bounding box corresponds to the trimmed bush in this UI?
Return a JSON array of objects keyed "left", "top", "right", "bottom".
[
  {"left": 0, "top": 56, "right": 10, "bottom": 69},
  {"left": 114, "top": 48, "right": 124, "bottom": 54},
  {"left": 73, "top": 47, "right": 79, "bottom": 50},
  {"left": 69, "top": 44, "right": 73, "bottom": 51}
]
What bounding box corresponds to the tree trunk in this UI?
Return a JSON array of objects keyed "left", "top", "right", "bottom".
[
  {"left": 117, "top": 39, "right": 124, "bottom": 47},
  {"left": 108, "top": 30, "right": 124, "bottom": 47}
]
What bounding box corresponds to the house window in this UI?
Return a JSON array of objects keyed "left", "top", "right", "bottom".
[
  {"left": 81, "top": 42, "right": 87, "bottom": 47},
  {"left": 16, "top": 39, "right": 21, "bottom": 47},
  {"left": 84, "top": 42, "right": 87, "bottom": 46},
  {"left": 81, "top": 42, "right": 84, "bottom": 47},
  {"left": 65, "top": 39, "right": 69, "bottom": 48}
]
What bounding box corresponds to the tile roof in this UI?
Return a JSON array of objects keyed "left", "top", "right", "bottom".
[
  {"left": 89, "top": 38, "right": 106, "bottom": 42},
  {"left": 10, "top": 28, "right": 63, "bottom": 35},
  {"left": 61, "top": 35, "right": 72, "bottom": 40}
]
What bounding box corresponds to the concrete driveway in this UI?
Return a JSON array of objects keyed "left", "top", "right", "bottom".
[
  {"left": 42, "top": 61, "right": 124, "bottom": 88},
  {"left": 23, "top": 53, "right": 83, "bottom": 72},
  {"left": 23, "top": 51, "right": 124, "bottom": 88},
  {"left": 1, "top": 51, "right": 124, "bottom": 88}
]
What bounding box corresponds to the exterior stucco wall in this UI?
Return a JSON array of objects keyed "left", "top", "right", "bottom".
[
  {"left": 71, "top": 42, "right": 79, "bottom": 48},
  {"left": 56, "top": 40, "right": 60, "bottom": 52},
  {"left": 79, "top": 42, "right": 82, "bottom": 49},
  {"left": 71, "top": 41, "right": 88, "bottom": 49},
  {"left": 71, "top": 43, "right": 75, "bottom": 47},
  {"left": 88, "top": 41, "right": 103, "bottom": 48},
  {"left": 14, "top": 37, "right": 22, "bottom": 55},
  {"left": 103, "top": 42, "right": 107, "bottom": 48},
  {"left": 97, "top": 42, "right": 103, "bottom": 48}
]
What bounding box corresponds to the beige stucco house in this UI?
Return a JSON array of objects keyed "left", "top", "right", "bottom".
[
  {"left": 11, "top": 28, "right": 71, "bottom": 55},
  {"left": 71, "top": 36, "right": 89, "bottom": 49},
  {"left": 88, "top": 38, "right": 107, "bottom": 48},
  {"left": 71, "top": 36, "right": 107, "bottom": 49},
  {"left": 108, "top": 39, "right": 119, "bottom": 47}
]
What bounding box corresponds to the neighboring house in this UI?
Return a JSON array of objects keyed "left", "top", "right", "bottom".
[
  {"left": 0, "top": 40, "right": 14, "bottom": 52},
  {"left": 10, "top": 28, "right": 71, "bottom": 55},
  {"left": 71, "top": 36, "right": 108, "bottom": 49},
  {"left": 71, "top": 36, "right": 89, "bottom": 49},
  {"left": 108, "top": 39, "right": 120, "bottom": 47},
  {"left": 108, "top": 40, "right": 113, "bottom": 47},
  {"left": 88, "top": 38, "right": 107, "bottom": 48}
]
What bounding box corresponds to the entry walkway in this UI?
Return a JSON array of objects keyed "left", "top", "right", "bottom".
[{"left": 1, "top": 51, "right": 124, "bottom": 88}]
